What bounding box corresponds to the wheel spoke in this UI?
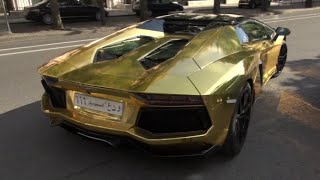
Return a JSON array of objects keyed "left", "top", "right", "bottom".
[
  {"left": 239, "top": 89, "right": 252, "bottom": 114},
  {"left": 234, "top": 86, "right": 252, "bottom": 143}
]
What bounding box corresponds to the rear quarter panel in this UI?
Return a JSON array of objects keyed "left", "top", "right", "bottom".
[{"left": 187, "top": 26, "right": 261, "bottom": 145}]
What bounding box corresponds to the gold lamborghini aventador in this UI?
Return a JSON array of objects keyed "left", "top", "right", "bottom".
[{"left": 38, "top": 13, "right": 290, "bottom": 157}]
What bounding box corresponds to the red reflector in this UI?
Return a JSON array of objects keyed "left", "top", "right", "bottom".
[{"left": 135, "top": 93, "right": 203, "bottom": 105}]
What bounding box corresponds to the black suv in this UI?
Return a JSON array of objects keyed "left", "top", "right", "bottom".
[
  {"left": 24, "top": 0, "right": 108, "bottom": 25},
  {"left": 132, "top": 0, "right": 184, "bottom": 16}
]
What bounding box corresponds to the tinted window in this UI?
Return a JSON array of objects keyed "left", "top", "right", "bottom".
[
  {"left": 95, "top": 36, "right": 154, "bottom": 62},
  {"left": 239, "top": 21, "right": 270, "bottom": 42},
  {"left": 140, "top": 39, "right": 188, "bottom": 69},
  {"left": 137, "top": 19, "right": 164, "bottom": 32},
  {"left": 264, "top": 25, "right": 275, "bottom": 38}
]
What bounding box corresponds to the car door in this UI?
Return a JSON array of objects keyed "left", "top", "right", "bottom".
[
  {"left": 63, "top": 0, "right": 84, "bottom": 17},
  {"left": 159, "top": 0, "right": 174, "bottom": 12},
  {"left": 150, "top": 0, "right": 161, "bottom": 12},
  {"left": 73, "top": 1, "right": 97, "bottom": 17},
  {"left": 58, "top": 0, "right": 70, "bottom": 17},
  {"left": 238, "top": 20, "right": 280, "bottom": 84}
]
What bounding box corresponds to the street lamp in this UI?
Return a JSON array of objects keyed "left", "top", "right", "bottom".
[{"left": 1, "top": 0, "right": 12, "bottom": 34}]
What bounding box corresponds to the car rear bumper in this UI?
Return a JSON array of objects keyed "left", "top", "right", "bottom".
[
  {"left": 41, "top": 92, "right": 224, "bottom": 155},
  {"left": 59, "top": 119, "right": 218, "bottom": 156}
]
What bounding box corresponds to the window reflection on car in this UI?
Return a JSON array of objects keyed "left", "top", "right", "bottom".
[
  {"left": 235, "top": 21, "right": 274, "bottom": 43},
  {"left": 95, "top": 36, "right": 154, "bottom": 62},
  {"left": 235, "top": 26, "right": 249, "bottom": 44},
  {"left": 140, "top": 39, "right": 188, "bottom": 69}
]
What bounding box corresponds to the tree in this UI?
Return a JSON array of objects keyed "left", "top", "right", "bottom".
[
  {"left": 261, "top": 0, "right": 270, "bottom": 12},
  {"left": 1, "top": 0, "right": 11, "bottom": 33},
  {"left": 50, "top": 0, "right": 64, "bottom": 29},
  {"left": 213, "top": 0, "right": 221, "bottom": 14},
  {"left": 98, "top": 0, "right": 106, "bottom": 25},
  {"left": 305, "top": 0, "right": 313, "bottom": 8},
  {"left": 140, "top": 0, "right": 148, "bottom": 21}
]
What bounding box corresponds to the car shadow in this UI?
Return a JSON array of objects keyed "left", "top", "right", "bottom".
[
  {"left": 1, "top": 56, "right": 320, "bottom": 179},
  {"left": 274, "top": 58, "right": 320, "bottom": 108},
  {"left": 0, "top": 101, "right": 233, "bottom": 179}
]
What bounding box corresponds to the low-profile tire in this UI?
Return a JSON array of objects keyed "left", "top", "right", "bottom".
[
  {"left": 222, "top": 82, "right": 253, "bottom": 157},
  {"left": 272, "top": 44, "right": 288, "bottom": 78},
  {"left": 42, "top": 13, "right": 53, "bottom": 25},
  {"left": 249, "top": 2, "right": 256, "bottom": 9},
  {"left": 177, "top": 7, "right": 183, "bottom": 11}
]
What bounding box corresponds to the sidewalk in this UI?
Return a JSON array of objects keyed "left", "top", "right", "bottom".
[
  {"left": 191, "top": 1, "right": 320, "bottom": 16},
  {"left": 0, "top": 2, "right": 319, "bottom": 41},
  {"left": 1, "top": 1, "right": 320, "bottom": 24},
  {"left": 0, "top": 8, "right": 137, "bottom": 25}
]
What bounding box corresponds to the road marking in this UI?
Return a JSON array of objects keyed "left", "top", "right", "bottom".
[
  {"left": 261, "top": 13, "right": 320, "bottom": 21},
  {"left": 264, "top": 14, "right": 320, "bottom": 23},
  {"left": 0, "top": 44, "right": 83, "bottom": 57},
  {"left": 1, "top": 14, "right": 319, "bottom": 57},
  {"left": 0, "top": 38, "right": 96, "bottom": 52}
]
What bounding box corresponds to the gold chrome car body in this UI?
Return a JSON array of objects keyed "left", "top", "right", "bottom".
[{"left": 38, "top": 13, "right": 288, "bottom": 153}]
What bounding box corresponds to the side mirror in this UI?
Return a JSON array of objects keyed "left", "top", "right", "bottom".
[
  {"left": 275, "top": 27, "right": 291, "bottom": 36},
  {"left": 272, "top": 27, "right": 290, "bottom": 42}
]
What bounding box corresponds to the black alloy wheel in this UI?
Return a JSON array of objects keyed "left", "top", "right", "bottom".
[
  {"left": 42, "top": 13, "right": 53, "bottom": 25},
  {"left": 222, "top": 82, "right": 253, "bottom": 157},
  {"left": 250, "top": 1, "right": 256, "bottom": 9}
]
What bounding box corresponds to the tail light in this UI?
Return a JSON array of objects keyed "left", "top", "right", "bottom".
[
  {"left": 42, "top": 75, "right": 58, "bottom": 85},
  {"left": 134, "top": 93, "right": 204, "bottom": 105},
  {"left": 41, "top": 79, "right": 66, "bottom": 108}
]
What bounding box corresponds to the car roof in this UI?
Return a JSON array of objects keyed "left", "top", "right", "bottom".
[
  {"left": 160, "top": 13, "right": 249, "bottom": 25},
  {"left": 153, "top": 13, "right": 252, "bottom": 34}
]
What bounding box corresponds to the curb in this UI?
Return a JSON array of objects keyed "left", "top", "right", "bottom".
[
  {"left": 192, "top": 6, "right": 320, "bottom": 18},
  {"left": 1, "top": 6, "right": 319, "bottom": 41},
  {"left": 277, "top": 6, "right": 320, "bottom": 14}
]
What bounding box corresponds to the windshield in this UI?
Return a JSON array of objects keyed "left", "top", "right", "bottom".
[
  {"left": 140, "top": 39, "right": 188, "bottom": 69},
  {"left": 95, "top": 36, "right": 154, "bottom": 62}
]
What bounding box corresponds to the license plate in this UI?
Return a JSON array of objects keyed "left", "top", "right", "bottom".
[{"left": 74, "top": 93, "right": 123, "bottom": 116}]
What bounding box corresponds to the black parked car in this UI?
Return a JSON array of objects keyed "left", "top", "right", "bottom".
[
  {"left": 24, "top": 0, "right": 108, "bottom": 25},
  {"left": 132, "top": 0, "right": 183, "bottom": 16},
  {"left": 238, "top": 0, "right": 271, "bottom": 9}
]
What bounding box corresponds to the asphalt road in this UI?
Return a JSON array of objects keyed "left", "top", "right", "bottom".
[{"left": 0, "top": 12, "right": 320, "bottom": 180}]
